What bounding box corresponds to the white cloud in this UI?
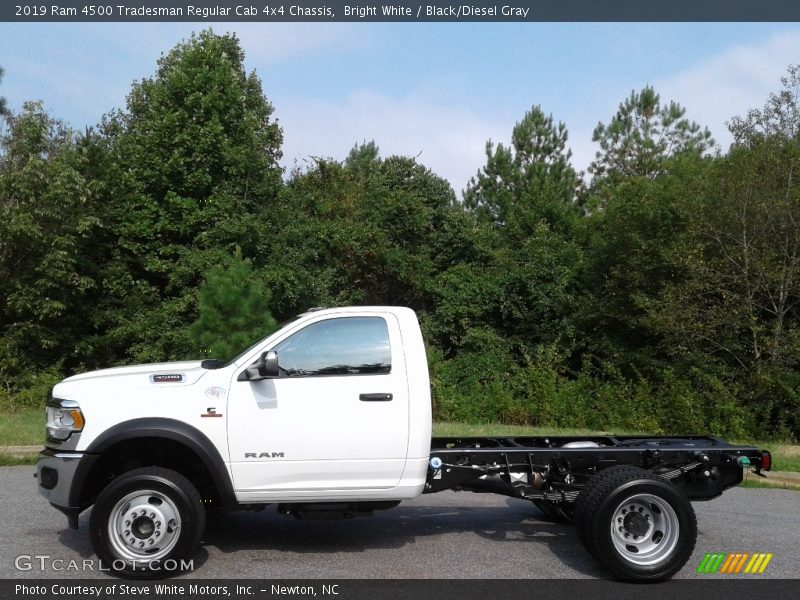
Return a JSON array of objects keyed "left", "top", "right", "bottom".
[
  {"left": 233, "top": 23, "right": 370, "bottom": 63},
  {"left": 274, "top": 89, "right": 508, "bottom": 193},
  {"left": 655, "top": 29, "right": 800, "bottom": 151}
]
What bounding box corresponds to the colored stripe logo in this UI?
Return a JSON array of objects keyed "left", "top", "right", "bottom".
[{"left": 696, "top": 552, "right": 773, "bottom": 574}]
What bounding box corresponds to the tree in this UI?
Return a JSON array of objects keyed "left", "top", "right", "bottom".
[
  {"left": 579, "top": 155, "right": 711, "bottom": 373},
  {"left": 0, "top": 66, "right": 8, "bottom": 117},
  {"left": 578, "top": 87, "right": 715, "bottom": 371},
  {"left": 190, "top": 254, "right": 277, "bottom": 362},
  {"left": 728, "top": 64, "right": 800, "bottom": 144},
  {"left": 464, "top": 106, "right": 578, "bottom": 237},
  {"left": 0, "top": 102, "right": 108, "bottom": 385},
  {"left": 588, "top": 86, "right": 713, "bottom": 208},
  {"left": 457, "top": 106, "right": 583, "bottom": 356},
  {"left": 618, "top": 69, "right": 800, "bottom": 438},
  {"left": 717, "top": 65, "right": 800, "bottom": 374},
  {"left": 266, "top": 143, "right": 461, "bottom": 320},
  {"left": 97, "top": 30, "right": 284, "bottom": 363},
  {"left": 108, "top": 30, "right": 282, "bottom": 205},
  {"left": 430, "top": 224, "right": 582, "bottom": 357},
  {"left": 649, "top": 81, "right": 800, "bottom": 376}
]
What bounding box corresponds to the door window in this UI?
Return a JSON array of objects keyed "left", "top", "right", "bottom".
[{"left": 272, "top": 317, "right": 391, "bottom": 377}]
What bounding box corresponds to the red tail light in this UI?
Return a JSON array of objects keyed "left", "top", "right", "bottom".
[{"left": 761, "top": 451, "right": 772, "bottom": 472}]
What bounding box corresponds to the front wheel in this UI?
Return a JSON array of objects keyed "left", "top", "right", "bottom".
[
  {"left": 89, "top": 467, "right": 205, "bottom": 578},
  {"left": 574, "top": 468, "right": 696, "bottom": 580}
]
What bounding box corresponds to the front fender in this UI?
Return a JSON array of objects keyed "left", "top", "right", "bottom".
[{"left": 71, "top": 417, "right": 237, "bottom": 509}]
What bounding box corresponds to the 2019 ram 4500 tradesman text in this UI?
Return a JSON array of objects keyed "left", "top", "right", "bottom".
[{"left": 36, "top": 306, "right": 771, "bottom": 580}]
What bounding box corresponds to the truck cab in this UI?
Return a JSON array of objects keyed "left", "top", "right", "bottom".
[{"left": 37, "top": 307, "right": 431, "bottom": 576}]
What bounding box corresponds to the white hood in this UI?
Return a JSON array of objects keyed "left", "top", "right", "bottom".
[{"left": 54, "top": 361, "right": 210, "bottom": 399}]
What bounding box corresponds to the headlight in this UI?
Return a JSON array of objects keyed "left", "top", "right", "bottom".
[{"left": 46, "top": 399, "right": 85, "bottom": 442}]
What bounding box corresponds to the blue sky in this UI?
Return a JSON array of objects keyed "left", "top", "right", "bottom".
[{"left": 2, "top": 22, "right": 799, "bottom": 191}]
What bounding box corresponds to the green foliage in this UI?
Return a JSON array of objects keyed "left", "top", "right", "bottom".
[
  {"left": 431, "top": 350, "right": 754, "bottom": 439},
  {"left": 95, "top": 29, "right": 284, "bottom": 364},
  {"left": 190, "top": 255, "right": 277, "bottom": 362},
  {"left": 642, "top": 143, "right": 800, "bottom": 377},
  {"left": 464, "top": 105, "right": 579, "bottom": 237},
  {"left": 432, "top": 422, "right": 650, "bottom": 438},
  {"left": 0, "top": 368, "right": 63, "bottom": 411},
  {"left": 431, "top": 328, "right": 520, "bottom": 423},
  {"left": 263, "top": 142, "right": 460, "bottom": 320},
  {"left": 454, "top": 107, "right": 584, "bottom": 367},
  {"left": 579, "top": 156, "right": 710, "bottom": 373},
  {"left": 426, "top": 225, "right": 582, "bottom": 357},
  {"left": 109, "top": 30, "right": 282, "bottom": 204},
  {"left": 728, "top": 64, "right": 800, "bottom": 144},
  {"left": 588, "top": 86, "right": 714, "bottom": 210},
  {"left": 1, "top": 34, "right": 800, "bottom": 441},
  {"left": 0, "top": 65, "right": 8, "bottom": 117},
  {"left": 0, "top": 103, "right": 108, "bottom": 385}
]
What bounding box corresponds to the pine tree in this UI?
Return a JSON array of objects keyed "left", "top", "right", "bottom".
[
  {"left": 589, "top": 86, "right": 713, "bottom": 186},
  {"left": 464, "top": 105, "right": 578, "bottom": 237},
  {"left": 190, "top": 254, "right": 277, "bottom": 362}
]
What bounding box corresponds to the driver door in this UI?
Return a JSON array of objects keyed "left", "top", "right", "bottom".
[{"left": 226, "top": 312, "right": 410, "bottom": 499}]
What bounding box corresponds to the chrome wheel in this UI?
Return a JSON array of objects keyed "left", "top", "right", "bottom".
[
  {"left": 107, "top": 490, "right": 181, "bottom": 563},
  {"left": 609, "top": 493, "right": 679, "bottom": 565}
]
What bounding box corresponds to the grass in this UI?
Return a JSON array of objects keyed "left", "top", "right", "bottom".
[
  {"left": 0, "top": 407, "right": 43, "bottom": 446},
  {"left": 772, "top": 452, "right": 800, "bottom": 473},
  {"left": 729, "top": 438, "right": 800, "bottom": 473},
  {"left": 0, "top": 454, "right": 36, "bottom": 466},
  {"left": 0, "top": 407, "right": 43, "bottom": 466}
]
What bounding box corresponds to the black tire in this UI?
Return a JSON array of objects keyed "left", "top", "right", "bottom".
[
  {"left": 574, "top": 465, "right": 648, "bottom": 555},
  {"left": 574, "top": 466, "right": 696, "bottom": 580},
  {"left": 89, "top": 467, "right": 206, "bottom": 579},
  {"left": 532, "top": 500, "right": 575, "bottom": 523}
]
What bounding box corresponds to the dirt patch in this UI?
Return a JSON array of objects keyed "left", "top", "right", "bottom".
[
  {"left": 775, "top": 444, "right": 800, "bottom": 457},
  {"left": 0, "top": 445, "right": 39, "bottom": 458}
]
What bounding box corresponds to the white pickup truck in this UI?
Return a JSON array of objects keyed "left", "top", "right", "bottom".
[{"left": 36, "top": 306, "right": 771, "bottom": 580}]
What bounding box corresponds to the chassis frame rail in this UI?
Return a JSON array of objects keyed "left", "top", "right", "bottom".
[{"left": 425, "top": 435, "right": 770, "bottom": 501}]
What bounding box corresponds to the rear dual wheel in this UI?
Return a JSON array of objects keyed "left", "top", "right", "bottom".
[{"left": 574, "top": 466, "right": 696, "bottom": 580}]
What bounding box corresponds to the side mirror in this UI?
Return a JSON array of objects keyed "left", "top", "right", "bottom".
[
  {"left": 239, "top": 351, "right": 280, "bottom": 381},
  {"left": 258, "top": 350, "right": 280, "bottom": 378}
]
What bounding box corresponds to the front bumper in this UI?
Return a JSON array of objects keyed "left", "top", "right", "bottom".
[{"left": 36, "top": 448, "right": 91, "bottom": 528}]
